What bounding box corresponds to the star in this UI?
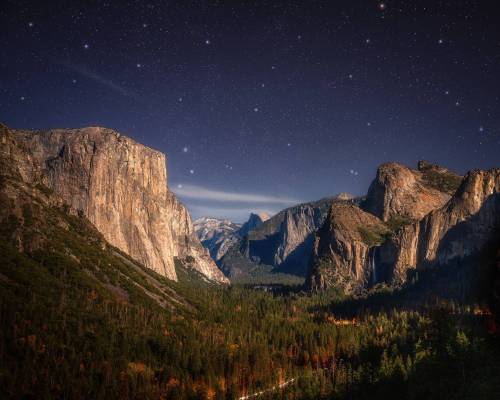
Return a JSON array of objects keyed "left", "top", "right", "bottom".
[
  {"left": 287, "top": 142, "right": 291, "bottom": 147},
  {"left": 28, "top": 22, "right": 33, "bottom": 27},
  {"left": 72, "top": 79, "right": 77, "bottom": 84},
  {"left": 83, "top": 43, "right": 89, "bottom": 49},
  {"left": 438, "top": 39, "right": 444, "bottom": 44},
  {"left": 261, "top": 83, "right": 265, "bottom": 88},
  {"left": 455, "top": 100, "right": 460, "bottom": 106},
  {"left": 348, "top": 74, "right": 353, "bottom": 79},
  {"left": 178, "top": 97, "right": 183, "bottom": 102},
  {"left": 177, "top": 184, "right": 183, "bottom": 189},
  {"left": 136, "top": 63, "right": 142, "bottom": 68},
  {"left": 379, "top": 3, "right": 386, "bottom": 10},
  {"left": 254, "top": 107, "right": 259, "bottom": 112},
  {"left": 142, "top": 23, "right": 148, "bottom": 28},
  {"left": 183, "top": 146, "right": 189, "bottom": 153},
  {"left": 297, "top": 34, "right": 302, "bottom": 40},
  {"left": 189, "top": 169, "right": 195, "bottom": 174},
  {"left": 445, "top": 90, "right": 449, "bottom": 95},
  {"left": 205, "top": 39, "right": 210, "bottom": 45},
  {"left": 479, "top": 126, "right": 484, "bottom": 132},
  {"left": 365, "top": 38, "right": 371, "bottom": 44},
  {"left": 20, "top": 96, "right": 25, "bottom": 101},
  {"left": 367, "top": 122, "right": 372, "bottom": 127}
]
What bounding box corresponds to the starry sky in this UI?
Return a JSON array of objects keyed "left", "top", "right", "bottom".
[{"left": 2, "top": 1, "right": 499, "bottom": 222}]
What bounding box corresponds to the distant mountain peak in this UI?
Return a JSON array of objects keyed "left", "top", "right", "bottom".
[
  {"left": 239, "top": 212, "right": 270, "bottom": 237},
  {"left": 335, "top": 192, "right": 355, "bottom": 201}
]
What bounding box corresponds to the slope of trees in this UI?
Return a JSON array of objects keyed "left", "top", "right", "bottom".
[
  {"left": 2, "top": 234, "right": 499, "bottom": 399},
  {"left": 0, "top": 175, "right": 499, "bottom": 399}
]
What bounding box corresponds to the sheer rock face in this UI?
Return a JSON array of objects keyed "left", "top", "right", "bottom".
[
  {"left": 379, "top": 169, "right": 500, "bottom": 283},
  {"left": 306, "top": 162, "right": 500, "bottom": 293},
  {"left": 306, "top": 203, "right": 388, "bottom": 293},
  {"left": 363, "top": 162, "right": 457, "bottom": 222},
  {"left": 219, "top": 199, "right": 332, "bottom": 278},
  {"left": 6, "top": 125, "right": 227, "bottom": 283}
]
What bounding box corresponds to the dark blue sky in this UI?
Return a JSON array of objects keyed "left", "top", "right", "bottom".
[{"left": 2, "top": 0, "right": 499, "bottom": 221}]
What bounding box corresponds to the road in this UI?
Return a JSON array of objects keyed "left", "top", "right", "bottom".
[{"left": 238, "top": 377, "right": 297, "bottom": 400}]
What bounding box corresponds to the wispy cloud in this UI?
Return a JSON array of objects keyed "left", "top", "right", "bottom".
[
  {"left": 62, "top": 62, "right": 137, "bottom": 98},
  {"left": 173, "top": 184, "right": 301, "bottom": 205},
  {"left": 188, "top": 205, "right": 276, "bottom": 222}
]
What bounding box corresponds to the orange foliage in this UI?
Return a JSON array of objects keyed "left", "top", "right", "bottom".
[
  {"left": 206, "top": 387, "right": 216, "bottom": 400},
  {"left": 166, "top": 377, "right": 180, "bottom": 388},
  {"left": 218, "top": 376, "right": 226, "bottom": 392},
  {"left": 228, "top": 343, "right": 239, "bottom": 354},
  {"left": 127, "top": 362, "right": 153, "bottom": 377},
  {"left": 325, "top": 315, "right": 357, "bottom": 326},
  {"left": 27, "top": 334, "right": 36, "bottom": 349}
]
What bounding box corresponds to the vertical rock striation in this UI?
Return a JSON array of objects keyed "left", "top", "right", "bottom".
[
  {"left": 306, "top": 202, "right": 389, "bottom": 293},
  {"left": 379, "top": 169, "right": 500, "bottom": 283},
  {"left": 307, "top": 161, "right": 499, "bottom": 294},
  {"left": 219, "top": 198, "right": 332, "bottom": 278},
  {"left": 6, "top": 125, "right": 227, "bottom": 283},
  {"left": 363, "top": 161, "right": 460, "bottom": 222}
]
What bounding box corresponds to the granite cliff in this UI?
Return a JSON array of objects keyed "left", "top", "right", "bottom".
[
  {"left": 363, "top": 161, "right": 461, "bottom": 222},
  {"left": 306, "top": 161, "right": 499, "bottom": 294},
  {"left": 219, "top": 198, "right": 333, "bottom": 279},
  {"left": 306, "top": 202, "right": 389, "bottom": 292},
  {"left": 1, "top": 124, "right": 227, "bottom": 283},
  {"left": 378, "top": 168, "right": 500, "bottom": 283}
]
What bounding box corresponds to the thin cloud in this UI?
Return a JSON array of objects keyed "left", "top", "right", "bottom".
[
  {"left": 63, "top": 62, "right": 137, "bottom": 98},
  {"left": 173, "top": 184, "right": 302, "bottom": 205},
  {"left": 188, "top": 205, "right": 275, "bottom": 222}
]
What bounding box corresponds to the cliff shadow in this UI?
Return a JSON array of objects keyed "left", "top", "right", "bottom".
[
  {"left": 309, "top": 232, "right": 500, "bottom": 319},
  {"left": 430, "top": 193, "right": 500, "bottom": 268},
  {"left": 272, "top": 232, "right": 315, "bottom": 277}
]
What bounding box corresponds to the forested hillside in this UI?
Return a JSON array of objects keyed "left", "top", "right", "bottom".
[{"left": 1, "top": 198, "right": 499, "bottom": 399}]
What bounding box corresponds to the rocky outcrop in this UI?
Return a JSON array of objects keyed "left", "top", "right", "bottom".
[
  {"left": 378, "top": 169, "right": 500, "bottom": 283},
  {"left": 219, "top": 198, "right": 333, "bottom": 278},
  {"left": 363, "top": 161, "right": 461, "bottom": 222},
  {"left": 306, "top": 203, "right": 389, "bottom": 293},
  {"left": 238, "top": 212, "right": 270, "bottom": 237},
  {"left": 3, "top": 124, "right": 227, "bottom": 283},
  {"left": 306, "top": 162, "right": 500, "bottom": 293}
]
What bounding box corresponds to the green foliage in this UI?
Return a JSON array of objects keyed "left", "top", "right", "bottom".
[
  {"left": 358, "top": 225, "right": 389, "bottom": 246},
  {"left": 421, "top": 168, "right": 463, "bottom": 194},
  {"left": 386, "top": 215, "right": 413, "bottom": 232},
  {"left": 1, "top": 173, "right": 499, "bottom": 399}
]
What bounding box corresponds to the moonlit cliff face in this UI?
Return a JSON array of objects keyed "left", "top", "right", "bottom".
[{"left": 7, "top": 125, "right": 227, "bottom": 283}]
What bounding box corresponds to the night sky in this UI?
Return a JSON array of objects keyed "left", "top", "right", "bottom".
[{"left": 2, "top": 1, "right": 499, "bottom": 222}]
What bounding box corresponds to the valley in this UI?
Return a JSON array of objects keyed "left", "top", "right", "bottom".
[{"left": 1, "top": 122, "right": 499, "bottom": 399}]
